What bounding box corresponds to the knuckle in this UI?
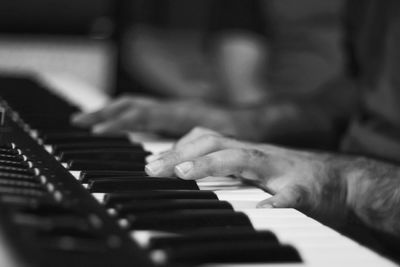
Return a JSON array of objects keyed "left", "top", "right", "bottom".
[
  {"left": 193, "top": 127, "right": 219, "bottom": 136},
  {"left": 95, "top": 110, "right": 109, "bottom": 121},
  {"left": 246, "top": 149, "right": 269, "bottom": 160},
  {"left": 201, "top": 134, "right": 223, "bottom": 148},
  {"left": 116, "top": 96, "right": 133, "bottom": 105},
  {"left": 191, "top": 127, "right": 208, "bottom": 136},
  {"left": 163, "top": 151, "right": 182, "bottom": 165},
  {"left": 290, "top": 185, "right": 309, "bottom": 207},
  {"left": 232, "top": 148, "right": 269, "bottom": 173},
  {"left": 196, "top": 155, "right": 216, "bottom": 176}
]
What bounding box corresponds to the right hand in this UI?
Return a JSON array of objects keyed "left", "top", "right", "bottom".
[{"left": 145, "top": 127, "right": 350, "bottom": 225}]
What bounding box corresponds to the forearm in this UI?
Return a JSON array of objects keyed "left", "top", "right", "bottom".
[
  {"left": 239, "top": 75, "right": 359, "bottom": 147},
  {"left": 126, "top": 27, "right": 218, "bottom": 100},
  {"left": 295, "top": 152, "right": 400, "bottom": 236},
  {"left": 241, "top": 99, "right": 341, "bottom": 148},
  {"left": 341, "top": 157, "right": 400, "bottom": 237}
]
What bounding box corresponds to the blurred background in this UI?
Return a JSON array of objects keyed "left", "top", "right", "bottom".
[
  {"left": 0, "top": 0, "right": 269, "bottom": 97},
  {"left": 0, "top": 0, "right": 115, "bottom": 92},
  {"left": 0, "top": 0, "right": 343, "bottom": 103}
]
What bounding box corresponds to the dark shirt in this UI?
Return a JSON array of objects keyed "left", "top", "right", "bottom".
[{"left": 342, "top": 0, "right": 400, "bottom": 163}]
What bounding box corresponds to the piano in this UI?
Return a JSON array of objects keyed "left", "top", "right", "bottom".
[{"left": 0, "top": 74, "right": 396, "bottom": 267}]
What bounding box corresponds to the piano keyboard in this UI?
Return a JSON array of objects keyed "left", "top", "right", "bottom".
[{"left": 0, "top": 74, "right": 397, "bottom": 267}]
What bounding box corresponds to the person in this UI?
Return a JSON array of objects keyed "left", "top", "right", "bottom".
[
  {"left": 143, "top": 0, "right": 400, "bottom": 259},
  {"left": 72, "top": 0, "right": 346, "bottom": 149},
  {"left": 116, "top": 0, "right": 219, "bottom": 100}
]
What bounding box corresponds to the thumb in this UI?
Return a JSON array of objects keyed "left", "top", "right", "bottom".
[{"left": 256, "top": 186, "right": 305, "bottom": 209}]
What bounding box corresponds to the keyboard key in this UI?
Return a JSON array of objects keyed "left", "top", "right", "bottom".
[
  {"left": 68, "top": 160, "right": 144, "bottom": 171},
  {"left": 79, "top": 171, "right": 147, "bottom": 183},
  {"left": 104, "top": 190, "right": 218, "bottom": 205},
  {"left": 112, "top": 200, "right": 233, "bottom": 215},
  {"left": 59, "top": 149, "right": 149, "bottom": 162},
  {"left": 88, "top": 178, "right": 199, "bottom": 193},
  {"left": 151, "top": 242, "right": 301, "bottom": 264},
  {"left": 122, "top": 210, "right": 253, "bottom": 231},
  {"left": 149, "top": 228, "right": 278, "bottom": 249}
]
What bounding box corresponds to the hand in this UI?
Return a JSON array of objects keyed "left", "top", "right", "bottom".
[
  {"left": 71, "top": 95, "right": 261, "bottom": 140},
  {"left": 145, "top": 127, "right": 349, "bottom": 225}
]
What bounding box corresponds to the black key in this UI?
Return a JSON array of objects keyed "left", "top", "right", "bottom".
[
  {"left": 53, "top": 143, "right": 143, "bottom": 155},
  {"left": 83, "top": 176, "right": 153, "bottom": 184},
  {"left": 0, "top": 148, "right": 19, "bottom": 155},
  {"left": 33, "top": 124, "right": 87, "bottom": 132},
  {"left": 0, "top": 166, "right": 35, "bottom": 176},
  {"left": 113, "top": 200, "right": 233, "bottom": 215},
  {"left": 0, "top": 144, "right": 16, "bottom": 150},
  {"left": 25, "top": 116, "right": 80, "bottom": 131},
  {"left": 35, "top": 226, "right": 101, "bottom": 240},
  {"left": 39, "top": 236, "right": 110, "bottom": 253},
  {"left": 80, "top": 171, "right": 147, "bottom": 183},
  {"left": 104, "top": 190, "right": 218, "bottom": 205},
  {"left": 0, "top": 154, "right": 24, "bottom": 162},
  {"left": 68, "top": 160, "right": 144, "bottom": 171},
  {"left": 0, "top": 180, "right": 43, "bottom": 190},
  {"left": 0, "top": 160, "right": 30, "bottom": 168},
  {"left": 122, "top": 211, "right": 252, "bottom": 231},
  {"left": 42, "top": 133, "right": 131, "bottom": 144},
  {"left": 152, "top": 243, "right": 301, "bottom": 264},
  {"left": 88, "top": 178, "right": 198, "bottom": 193},
  {"left": 59, "top": 149, "right": 149, "bottom": 162},
  {"left": 0, "top": 195, "right": 58, "bottom": 207},
  {"left": 0, "top": 172, "right": 36, "bottom": 181},
  {"left": 11, "top": 201, "right": 78, "bottom": 216},
  {"left": 13, "top": 213, "right": 96, "bottom": 238},
  {"left": 0, "top": 176, "right": 37, "bottom": 183},
  {"left": 0, "top": 187, "right": 46, "bottom": 197},
  {"left": 149, "top": 229, "right": 278, "bottom": 249}
]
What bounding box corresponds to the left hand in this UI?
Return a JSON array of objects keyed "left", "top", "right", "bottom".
[{"left": 71, "top": 95, "right": 262, "bottom": 140}]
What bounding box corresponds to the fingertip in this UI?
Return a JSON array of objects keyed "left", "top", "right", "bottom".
[
  {"left": 256, "top": 199, "right": 275, "bottom": 209},
  {"left": 146, "top": 154, "right": 160, "bottom": 164},
  {"left": 145, "top": 165, "right": 156, "bottom": 177},
  {"left": 92, "top": 124, "right": 110, "bottom": 134},
  {"left": 70, "top": 113, "right": 86, "bottom": 124},
  {"left": 175, "top": 161, "right": 194, "bottom": 179},
  {"left": 145, "top": 160, "right": 164, "bottom": 177}
]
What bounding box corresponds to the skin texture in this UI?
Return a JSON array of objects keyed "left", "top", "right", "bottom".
[
  {"left": 71, "top": 92, "right": 346, "bottom": 147},
  {"left": 145, "top": 127, "right": 400, "bottom": 237},
  {"left": 71, "top": 96, "right": 248, "bottom": 138}
]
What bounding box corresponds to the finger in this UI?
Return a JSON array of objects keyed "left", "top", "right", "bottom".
[
  {"left": 173, "top": 148, "right": 271, "bottom": 180},
  {"left": 256, "top": 185, "right": 307, "bottom": 209},
  {"left": 145, "top": 134, "right": 242, "bottom": 177},
  {"left": 71, "top": 97, "right": 134, "bottom": 126},
  {"left": 145, "top": 150, "right": 171, "bottom": 164},
  {"left": 174, "top": 127, "right": 222, "bottom": 149},
  {"left": 92, "top": 108, "right": 146, "bottom": 134}
]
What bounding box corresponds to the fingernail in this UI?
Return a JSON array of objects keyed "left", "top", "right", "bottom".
[
  {"left": 146, "top": 154, "right": 162, "bottom": 163},
  {"left": 175, "top": 161, "right": 194, "bottom": 177},
  {"left": 257, "top": 202, "right": 274, "bottom": 209},
  {"left": 92, "top": 124, "right": 108, "bottom": 134},
  {"left": 240, "top": 170, "right": 259, "bottom": 181},
  {"left": 145, "top": 160, "right": 163, "bottom": 176},
  {"left": 71, "top": 113, "right": 85, "bottom": 123}
]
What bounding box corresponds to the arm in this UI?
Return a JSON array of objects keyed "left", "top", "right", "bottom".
[
  {"left": 145, "top": 128, "right": 400, "bottom": 237},
  {"left": 340, "top": 157, "right": 400, "bottom": 236},
  {"left": 231, "top": 78, "right": 359, "bottom": 147},
  {"left": 70, "top": 80, "right": 358, "bottom": 149},
  {"left": 123, "top": 26, "right": 218, "bottom": 100}
]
